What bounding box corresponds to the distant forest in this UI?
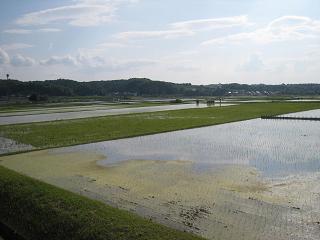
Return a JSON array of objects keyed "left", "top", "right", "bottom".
[{"left": 1, "top": 78, "right": 320, "bottom": 97}]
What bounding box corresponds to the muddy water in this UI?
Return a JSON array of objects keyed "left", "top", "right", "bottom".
[
  {"left": 0, "top": 109, "right": 319, "bottom": 240},
  {"left": 0, "top": 136, "right": 34, "bottom": 154}
]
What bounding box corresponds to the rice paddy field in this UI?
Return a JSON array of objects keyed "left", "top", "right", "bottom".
[
  {"left": 1, "top": 102, "right": 319, "bottom": 151},
  {"left": 0, "top": 101, "right": 320, "bottom": 240},
  {"left": 0, "top": 102, "right": 225, "bottom": 125}
]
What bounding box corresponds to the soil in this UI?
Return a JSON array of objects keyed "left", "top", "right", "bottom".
[{"left": 1, "top": 150, "right": 319, "bottom": 240}]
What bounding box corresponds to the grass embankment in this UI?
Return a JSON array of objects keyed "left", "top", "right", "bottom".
[
  {"left": 1, "top": 102, "right": 319, "bottom": 149},
  {"left": 0, "top": 166, "right": 203, "bottom": 240}
]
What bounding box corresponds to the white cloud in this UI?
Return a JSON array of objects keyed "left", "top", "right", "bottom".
[
  {"left": 39, "top": 52, "right": 156, "bottom": 71},
  {"left": 104, "top": 59, "right": 156, "bottom": 71},
  {"left": 40, "top": 55, "right": 78, "bottom": 66},
  {"left": 76, "top": 53, "right": 105, "bottom": 67},
  {"left": 0, "top": 48, "right": 10, "bottom": 64},
  {"left": 4, "top": 28, "right": 61, "bottom": 34},
  {"left": 275, "top": 48, "right": 320, "bottom": 74},
  {"left": 14, "top": 0, "right": 137, "bottom": 27},
  {"left": 75, "top": 42, "right": 129, "bottom": 58},
  {"left": 171, "top": 15, "right": 251, "bottom": 31},
  {"left": 116, "top": 29, "right": 194, "bottom": 40},
  {"left": 0, "top": 43, "right": 33, "bottom": 51},
  {"left": 37, "top": 28, "right": 62, "bottom": 32},
  {"left": 11, "top": 54, "right": 36, "bottom": 67},
  {"left": 0, "top": 48, "right": 35, "bottom": 67},
  {"left": 168, "top": 65, "right": 198, "bottom": 72},
  {"left": 238, "top": 54, "right": 265, "bottom": 72},
  {"left": 3, "top": 29, "right": 32, "bottom": 34},
  {"left": 115, "top": 15, "right": 251, "bottom": 40},
  {"left": 76, "top": 51, "right": 156, "bottom": 70},
  {"left": 202, "top": 16, "right": 320, "bottom": 45},
  {"left": 97, "top": 42, "right": 128, "bottom": 48}
]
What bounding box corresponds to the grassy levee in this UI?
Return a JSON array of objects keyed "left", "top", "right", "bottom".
[
  {"left": 1, "top": 102, "right": 319, "bottom": 149},
  {"left": 0, "top": 166, "right": 203, "bottom": 240}
]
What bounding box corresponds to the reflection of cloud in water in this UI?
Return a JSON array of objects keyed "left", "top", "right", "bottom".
[
  {"left": 55, "top": 109, "right": 320, "bottom": 177},
  {"left": 2, "top": 103, "right": 235, "bottom": 125},
  {"left": 2, "top": 110, "right": 320, "bottom": 240}
]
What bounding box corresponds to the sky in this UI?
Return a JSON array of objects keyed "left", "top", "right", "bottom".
[{"left": 0, "top": 0, "right": 319, "bottom": 84}]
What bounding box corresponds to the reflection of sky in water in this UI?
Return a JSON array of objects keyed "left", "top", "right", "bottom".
[
  {"left": 2, "top": 103, "right": 235, "bottom": 125},
  {"left": 280, "top": 109, "right": 320, "bottom": 117},
  {"left": 54, "top": 109, "right": 320, "bottom": 177}
]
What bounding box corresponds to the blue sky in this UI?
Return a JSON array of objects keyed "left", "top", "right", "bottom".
[{"left": 0, "top": 0, "right": 319, "bottom": 84}]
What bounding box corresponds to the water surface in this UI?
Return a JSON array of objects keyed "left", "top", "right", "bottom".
[
  {"left": 53, "top": 109, "right": 320, "bottom": 177},
  {"left": 0, "top": 103, "right": 233, "bottom": 125},
  {"left": 1, "top": 109, "right": 319, "bottom": 240}
]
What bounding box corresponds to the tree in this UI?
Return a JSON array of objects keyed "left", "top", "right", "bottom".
[
  {"left": 6, "top": 74, "right": 9, "bottom": 80},
  {"left": 28, "top": 93, "right": 39, "bottom": 102},
  {"left": 170, "top": 98, "right": 183, "bottom": 104}
]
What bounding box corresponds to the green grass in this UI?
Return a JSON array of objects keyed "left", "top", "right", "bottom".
[
  {"left": 1, "top": 102, "right": 319, "bottom": 149},
  {"left": 0, "top": 166, "right": 203, "bottom": 240},
  {"left": 1, "top": 101, "right": 319, "bottom": 239}
]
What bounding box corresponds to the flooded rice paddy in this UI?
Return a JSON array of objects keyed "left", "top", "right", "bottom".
[
  {"left": 0, "top": 103, "right": 233, "bottom": 125},
  {"left": 0, "top": 137, "right": 34, "bottom": 154},
  {"left": 0, "top": 109, "right": 319, "bottom": 240},
  {"left": 280, "top": 109, "right": 320, "bottom": 118},
  {"left": 0, "top": 103, "right": 132, "bottom": 116}
]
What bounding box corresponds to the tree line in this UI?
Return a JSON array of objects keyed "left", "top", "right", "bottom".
[{"left": 1, "top": 78, "right": 320, "bottom": 97}]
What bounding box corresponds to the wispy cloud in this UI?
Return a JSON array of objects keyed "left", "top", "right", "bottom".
[
  {"left": 40, "top": 55, "right": 78, "bottom": 66},
  {"left": 101, "top": 59, "right": 156, "bottom": 71},
  {"left": 116, "top": 29, "right": 194, "bottom": 40},
  {"left": 40, "top": 52, "right": 156, "bottom": 71},
  {"left": 0, "top": 43, "right": 34, "bottom": 51},
  {"left": 97, "top": 42, "right": 127, "bottom": 48},
  {"left": 37, "top": 28, "right": 62, "bottom": 32},
  {"left": 115, "top": 15, "right": 251, "bottom": 40},
  {"left": 0, "top": 48, "right": 35, "bottom": 67},
  {"left": 238, "top": 54, "right": 265, "bottom": 72},
  {"left": 202, "top": 16, "right": 320, "bottom": 45},
  {"left": 11, "top": 54, "right": 36, "bottom": 67},
  {"left": 76, "top": 51, "right": 157, "bottom": 70},
  {"left": 0, "top": 48, "right": 10, "bottom": 64},
  {"left": 75, "top": 41, "right": 136, "bottom": 59},
  {"left": 171, "top": 15, "right": 251, "bottom": 31},
  {"left": 14, "top": 0, "right": 137, "bottom": 27},
  {"left": 4, "top": 28, "right": 61, "bottom": 34},
  {"left": 3, "top": 29, "right": 32, "bottom": 34}
]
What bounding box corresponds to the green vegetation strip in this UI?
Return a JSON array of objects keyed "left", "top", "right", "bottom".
[
  {"left": 0, "top": 102, "right": 319, "bottom": 149},
  {"left": 0, "top": 166, "right": 203, "bottom": 240}
]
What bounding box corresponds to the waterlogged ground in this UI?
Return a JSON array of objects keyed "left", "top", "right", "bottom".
[
  {"left": 0, "top": 103, "right": 132, "bottom": 116},
  {"left": 280, "top": 108, "right": 320, "bottom": 118},
  {"left": 0, "top": 136, "right": 34, "bottom": 154},
  {"left": 0, "top": 110, "right": 319, "bottom": 240},
  {"left": 0, "top": 103, "right": 234, "bottom": 125}
]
